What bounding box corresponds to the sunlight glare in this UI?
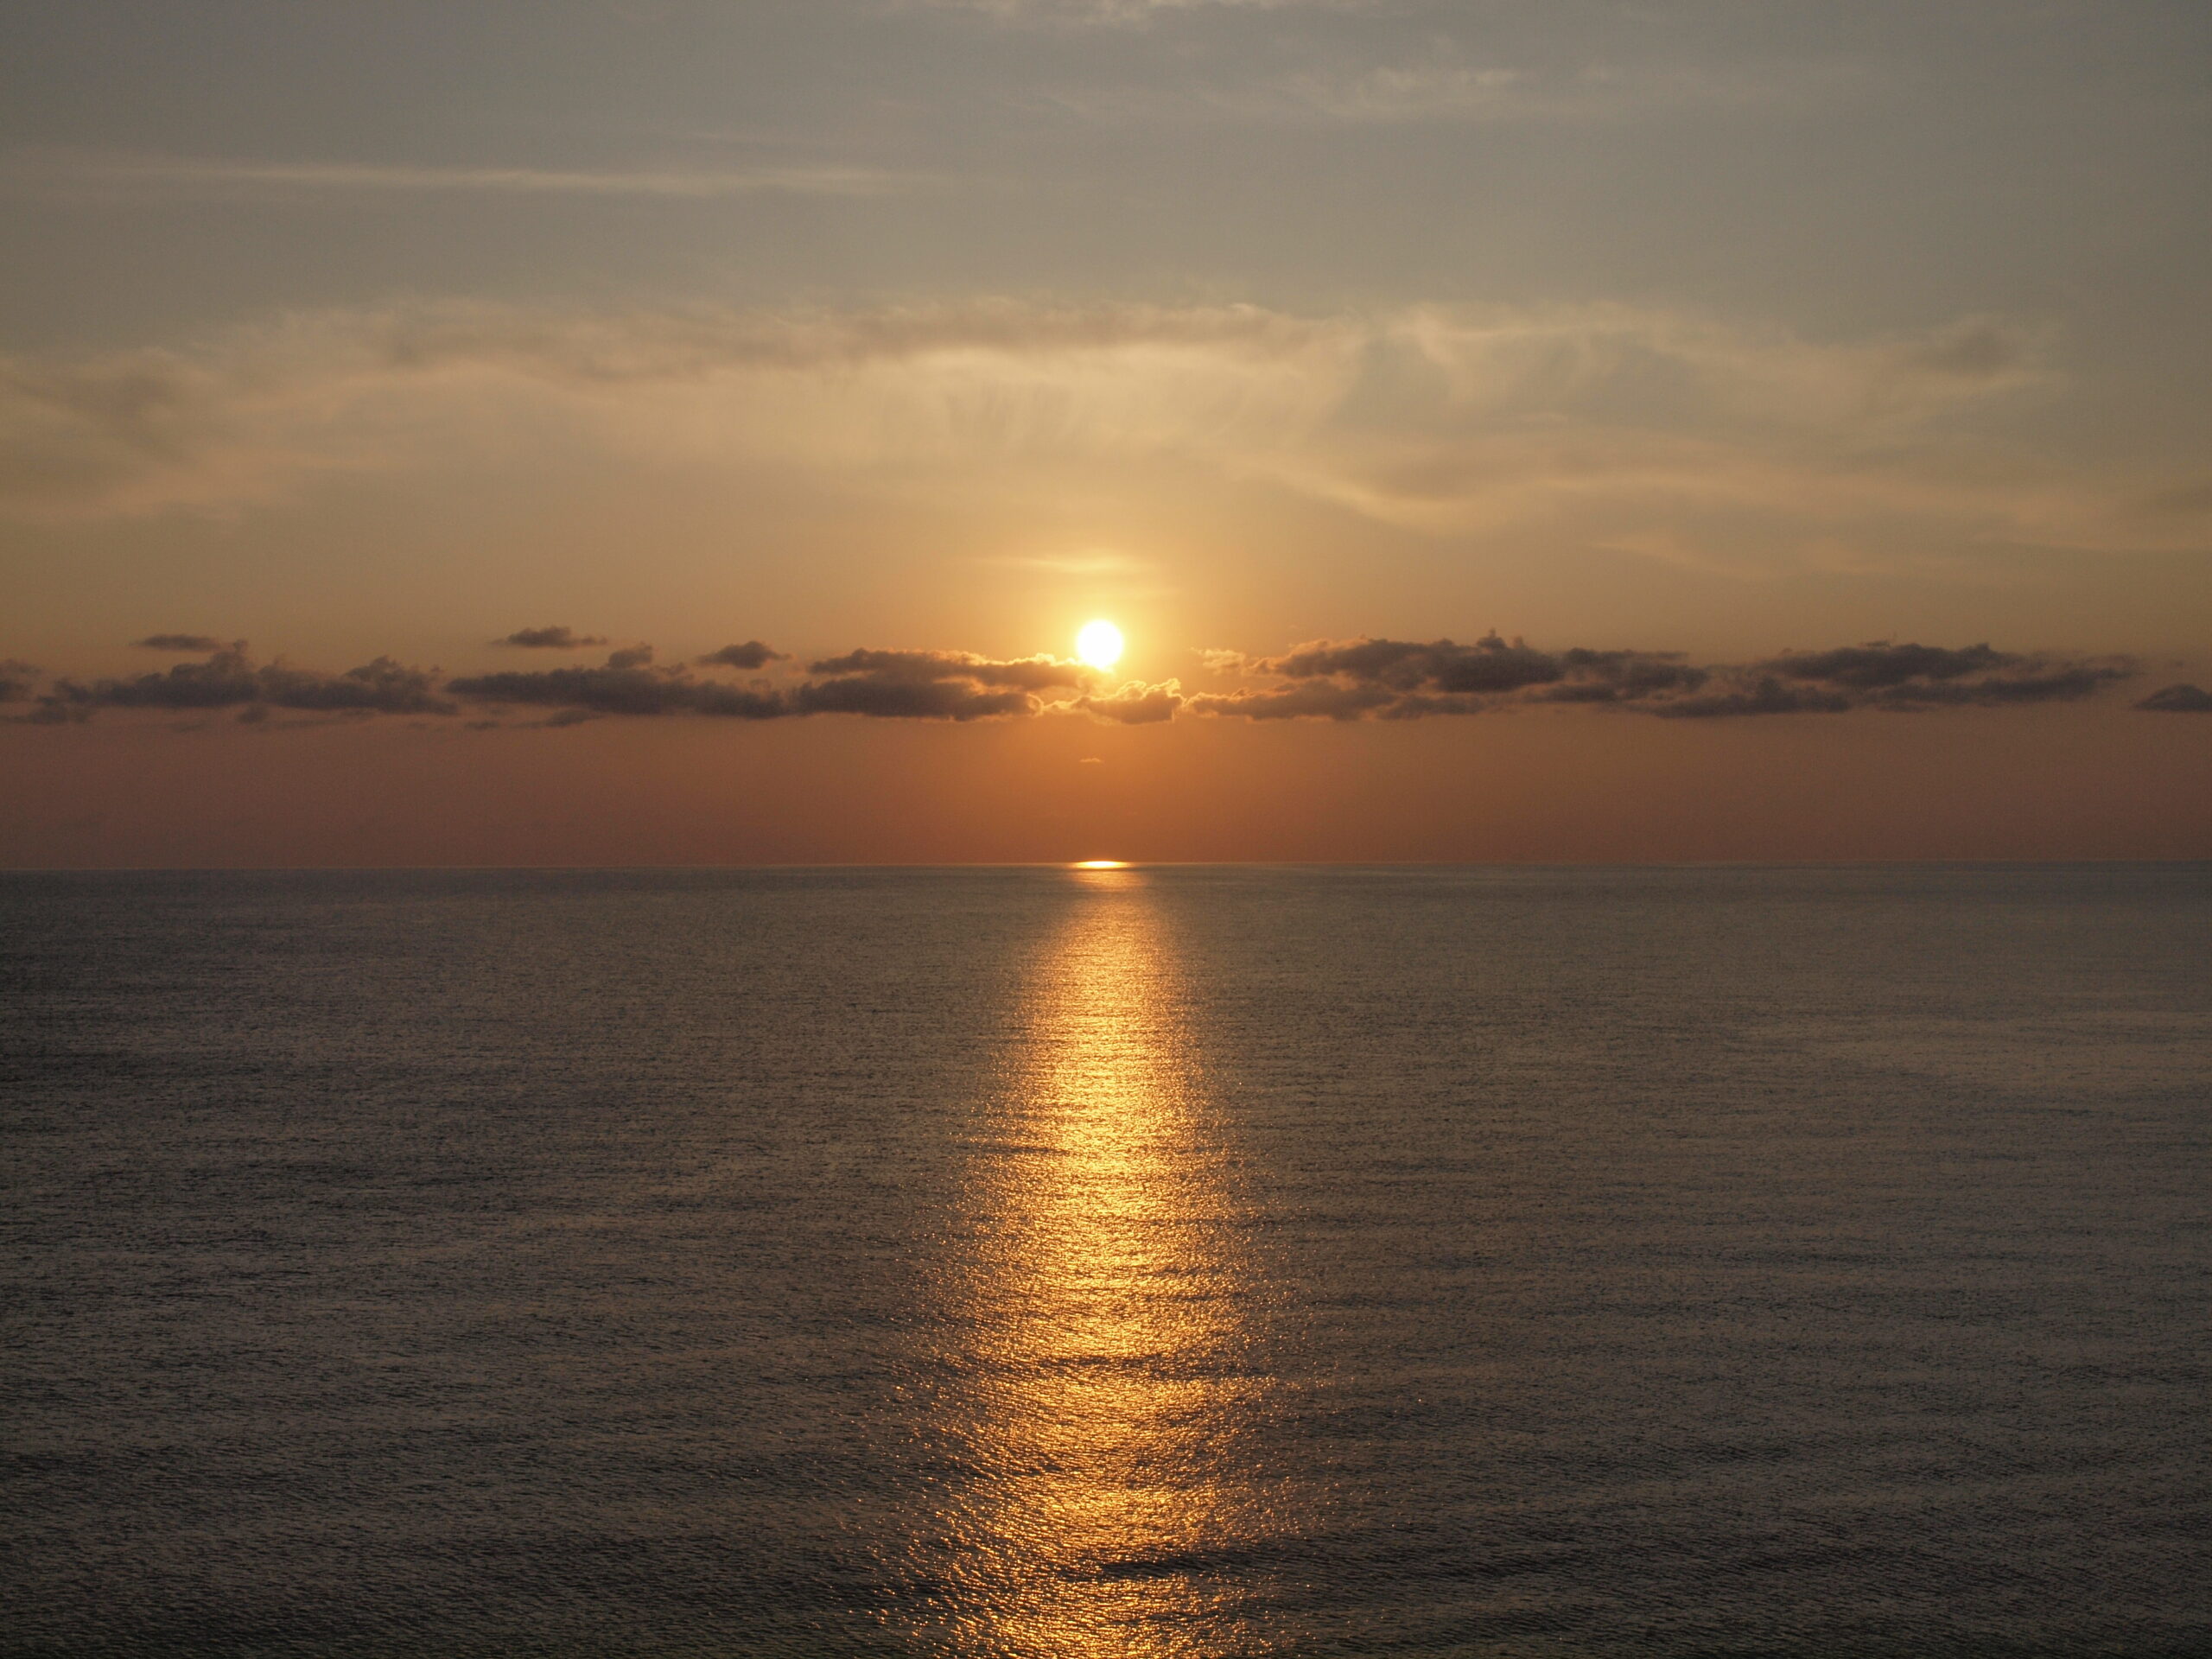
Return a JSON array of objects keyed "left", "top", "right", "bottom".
[
  {"left": 1076, "top": 620, "right": 1124, "bottom": 671},
  {"left": 925, "top": 870, "right": 1276, "bottom": 1656}
]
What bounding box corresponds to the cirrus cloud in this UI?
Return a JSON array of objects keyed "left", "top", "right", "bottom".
[
  {"left": 3, "top": 296, "right": 2173, "bottom": 584},
  {"left": 0, "top": 149, "right": 919, "bottom": 204}
]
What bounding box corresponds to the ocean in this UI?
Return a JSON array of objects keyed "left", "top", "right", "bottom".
[{"left": 3, "top": 864, "right": 2209, "bottom": 1657}]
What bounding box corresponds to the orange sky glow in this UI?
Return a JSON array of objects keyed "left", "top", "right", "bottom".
[{"left": 2, "top": 1, "right": 2208, "bottom": 863}]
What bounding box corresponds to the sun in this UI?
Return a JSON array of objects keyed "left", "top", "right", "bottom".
[{"left": 1076, "top": 619, "right": 1124, "bottom": 671}]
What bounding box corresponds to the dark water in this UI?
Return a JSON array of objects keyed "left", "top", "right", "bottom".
[{"left": 3, "top": 864, "right": 2209, "bottom": 1658}]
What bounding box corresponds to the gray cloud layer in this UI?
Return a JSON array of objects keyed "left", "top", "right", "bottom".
[
  {"left": 499, "top": 625, "right": 609, "bottom": 650},
  {"left": 445, "top": 644, "right": 1096, "bottom": 723},
  {"left": 1192, "top": 634, "right": 2136, "bottom": 721},
  {"left": 133, "top": 632, "right": 230, "bottom": 652},
  {"left": 9, "top": 633, "right": 2152, "bottom": 728},
  {"left": 444, "top": 654, "right": 784, "bottom": 719},
  {"left": 697, "top": 640, "right": 786, "bottom": 670},
  {"left": 2137, "top": 683, "right": 2212, "bottom": 713},
  {"left": 38, "top": 646, "right": 453, "bottom": 721}
]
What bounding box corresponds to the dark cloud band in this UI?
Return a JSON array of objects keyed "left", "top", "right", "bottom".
[
  {"left": 697, "top": 640, "right": 786, "bottom": 670},
  {"left": 1193, "top": 634, "right": 2135, "bottom": 721},
  {"left": 2137, "top": 683, "right": 2212, "bottom": 713},
  {"left": 445, "top": 654, "right": 785, "bottom": 718},
  {"left": 133, "top": 632, "right": 231, "bottom": 652},
  {"left": 37, "top": 646, "right": 451, "bottom": 720},
  {"left": 497, "top": 625, "right": 609, "bottom": 649},
  {"left": 4, "top": 632, "right": 2159, "bottom": 728}
]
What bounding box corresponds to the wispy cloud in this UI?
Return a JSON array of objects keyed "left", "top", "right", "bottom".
[
  {"left": 902, "top": 0, "right": 1334, "bottom": 23},
  {"left": 973, "top": 551, "right": 1155, "bottom": 575},
  {"left": 0, "top": 298, "right": 1348, "bottom": 516},
  {"left": 1029, "top": 57, "right": 1852, "bottom": 126},
  {"left": 1, "top": 295, "right": 2187, "bottom": 574},
  {"left": 0, "top": 149, "right": 917, "bottom": 201},
  {"left": 902, "top": 0, "right": 1860, "bottom": 124}
]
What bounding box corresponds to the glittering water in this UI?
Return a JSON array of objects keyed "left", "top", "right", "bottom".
[{"left": 3, "top": 864, "right": 2209, "bottom": 1658}]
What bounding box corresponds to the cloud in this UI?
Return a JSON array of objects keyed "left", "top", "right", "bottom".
[
  {"left": 793, "top": 647, "right": 1093, "bottom": 719},
  {"left": 698, "top": 640, "right": 786, "bottom": 669},
  {"left": 1251, "top": 633, "right": 1593, "bottom": 693},
  {"left": 1741, "top": 642, "right": 2133, "bottom": 711},
  {"left": 790, "top": 677, "right": 1033, "bottom": 721},
  {"left": 0, "top": 297, "right": 1344, "bottom": 518},
  {"left": 2138, "top": 683, "right": 2212, "bottom": 713},
  {"left": 909, "top": 0, "right": 1319, "bottom": 22},
  {"left": 1754, "top": 641, "right": 2013, "bottom": 691},
  {"left": 499, "top": 625, "right": 609, "bottom": 649},
  {"left": 1268, "top": 62, "right": 1802, "bottom": 125},
  {"left": 974, "top": 551, "right": 1152, "bottom": 575},
  {"left": 445, "top": 651, "right": 785, "bottom": 718},
  {"left": 1646, "top": 677, "right": 1853, "bottom": 720},
  {"left": 1058, "top": 677, "right": 1186, "bottom": 723},
  {"left": 11, "top": 295, "right": 2174, "bottom": 584},
  {"left": 10, "top": 632, "right": 2155, "bottom": 730},
  {"left": 1191, "top": 634, "right": 2135, "bottom": 721},
  {"left": 133, "top": 632, "right": 229, "bottom": 652},
  {"left": 0, "top": 150, "right": 915, "bottom": 202},
  {"left": 1524, "top": 652, "right": 1709, "bottom": 704},
  {"left": 442, "top": 642, "right": 1090, "bottom": 721},
  {"left": 47, "top": 646, "right": 452, "bottom": 716},
  {"left": 1185, "top": 679, "right": 1394, "bottom": 721},
  {"left": 1192, "top": 633, "right": 1703, "bottom": 717},
  {"left": 1033, "top": 55, "right": 1854, "bottom": 128},
  {"left": 804, "top": 647, "right": 1090, "bottom": 691}
]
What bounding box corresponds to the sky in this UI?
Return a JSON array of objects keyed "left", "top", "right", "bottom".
[{"left": 2, "top": 0, "right": 2209, "bottom": 863}]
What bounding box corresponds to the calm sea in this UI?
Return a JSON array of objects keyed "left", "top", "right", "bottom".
[{"left": 3, "top": 865, "right": 2209, "bottom": 1658}]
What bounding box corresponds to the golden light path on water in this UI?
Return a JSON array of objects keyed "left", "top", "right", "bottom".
[{"left": 923, "top": 863, "right": 1281, "bottom": 1657}]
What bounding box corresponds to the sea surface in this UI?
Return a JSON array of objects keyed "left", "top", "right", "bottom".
[{"left": 3, "top": 864, "right": 2209, "bottom": 1659}]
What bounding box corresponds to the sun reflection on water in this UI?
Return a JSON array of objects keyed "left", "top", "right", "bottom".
[{"left": 926, "top": 864, "right": 1276, "bottom": 1657}]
